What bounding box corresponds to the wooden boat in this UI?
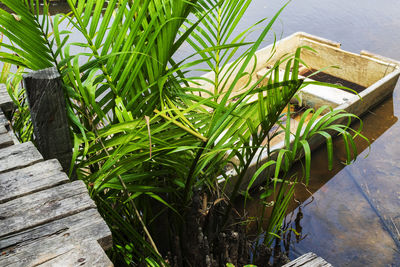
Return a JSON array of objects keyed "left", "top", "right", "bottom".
[{"left": 195, "top": 32, "right": 400, "bottom": 190}]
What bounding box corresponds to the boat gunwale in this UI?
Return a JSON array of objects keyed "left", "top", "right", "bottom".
[{"left": 214, "top": 32, "right": 400, "bottom": 191}]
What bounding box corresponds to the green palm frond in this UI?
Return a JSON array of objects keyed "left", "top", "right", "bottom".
[
  {"left": 0, "top": 0, "right": 56, "bottom": 69},
  {"left": 0, "top": 0, "right": 368, "bottom": 264}
]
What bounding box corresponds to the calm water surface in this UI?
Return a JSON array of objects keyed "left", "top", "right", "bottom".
[
  {"left": 243, "top": 1, "right": 400, "bottom": 266},
  {"left": 18, "top": 1, "right": 400, "bottom": 265}
]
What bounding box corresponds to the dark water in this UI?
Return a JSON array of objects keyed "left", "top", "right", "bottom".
[
  {"left": 7, "top": 1, "right": 400, "bottom": 265},
  {"left": 245, "top": 99, "right": 400, "bottom": 266},
  {"left": 242, "top": 1, "right": 400, "bottom": 266}
]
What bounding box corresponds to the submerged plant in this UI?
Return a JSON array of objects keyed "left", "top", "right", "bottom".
[{"left": 0, "top": 0, "right": 366, "bottom": 266}]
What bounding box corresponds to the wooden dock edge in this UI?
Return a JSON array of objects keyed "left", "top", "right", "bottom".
[
  {"left": 0, "top": 84, "right": 114, "bottom": 266},
  {"left": 283, "top": 252, "right": 332, "bottom": 267}
]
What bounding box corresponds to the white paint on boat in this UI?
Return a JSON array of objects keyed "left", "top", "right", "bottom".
[{"left": 196, "top": 32, "right": 400, "bottom": 190}]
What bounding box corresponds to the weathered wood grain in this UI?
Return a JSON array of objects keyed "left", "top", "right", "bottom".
[
  {"left": 0, "top": 132, "right": 13, "bottom": 148},
  {"left": 283, "top": 252, "right": 332, "bottom": 267},
  {"left": 0, "top": 83, "right": 13, "bottom": 113},
  {"left": 0, "top": 125, "right": 6, "bottom": 134},
  {"left": 0, "top": 111, "right": 8, "bottom": 128},
  {"left": 0, "top": 208, "right": 112, "bottom": 251},
  {"left": 0, "top": 180, "right": 96, "bottom": 238},
  {"left": 39, "top": 239, "right": 113, "bottom": 267},
  {"left": 0, "top": 142, "right": 43, "bottom": 174},
  {"left": 24, "top": 67, "right": 73, "bottom": 172},
  {"left": 0, "top": 159, "right": 69, "bottom": 204},
  {"left": 0, "top": 237, "right": 113, "bottom": 267},
  {"left": 0, "top": 91, "right": 113, "bottom": 266}
]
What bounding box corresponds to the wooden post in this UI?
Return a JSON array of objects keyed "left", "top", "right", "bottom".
[{"left": 23, "top": 67, "right": 73, "bottom": 173}]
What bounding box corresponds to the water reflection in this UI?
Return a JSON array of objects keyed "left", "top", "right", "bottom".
[
  {"left": 244, "top": 93, "right": 400, "bottom": 265},
  {"left": 291, "top": 96, "right": 398, "bottom": 209},
  {"left": 287, "top": 171, "right": 400, "bottom": 266},
  {"left": 2, "top": 0, "right": 400, "bottom": 265},
  {"left": 240, "top": 1, "right": 400, "bottom": 265},
  {"left": 285, "top": 95, "right": 400, "bottom": 266}
]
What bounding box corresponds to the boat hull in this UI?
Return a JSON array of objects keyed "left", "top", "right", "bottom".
[{"left": 197, "top": 32, "right": 400, "bottom": 191}]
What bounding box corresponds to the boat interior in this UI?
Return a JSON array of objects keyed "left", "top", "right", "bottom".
[{"left": 197, "top": 32, "right": 400, "bottom": 189}]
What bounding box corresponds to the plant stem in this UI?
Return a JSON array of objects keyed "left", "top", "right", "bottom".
[
  {"left": 95, "top": 130, "right": 163, "bottom": 261},
  {"left": 183, "top": 141, "right": 207, "bottom": 204}
]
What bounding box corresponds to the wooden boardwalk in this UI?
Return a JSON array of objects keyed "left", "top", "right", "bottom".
[
  {"left": 0, "top": 84, "right": 113, "bottom": 266},
  {"left": 0, "top": 84, "right": 333, "bottom": 267},
  {"left": 283, "top": 253, "right": 332, "bottom": 267}
]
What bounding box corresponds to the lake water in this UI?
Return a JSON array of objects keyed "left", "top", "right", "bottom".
[
  {"left": 242, "top": 1, "right": 400, "bottom": 266},
  {"left": 5, "top": 1, "right": 400, "bottom": 265},
  {"left": 47, "top": 1, "right": 400, "bottom": 265}
]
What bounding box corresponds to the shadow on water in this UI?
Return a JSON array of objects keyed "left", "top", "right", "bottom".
[
  {"left": 238, "top": 1, "right": 400, "bottom": 265},
  {"left": 242, "top": 92, "right": 400, "bottom": 266},
  {"left": 289, "top": 95, "right": 398, "bottom": 213},
  {"left": 3, "top": 0, "right": 400, "bottom": 265}
]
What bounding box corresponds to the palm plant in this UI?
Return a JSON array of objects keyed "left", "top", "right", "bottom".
[
  {"left": 0, "top": 0, "right": 366, "bottom": 266},
  {"left": 0, "top": 64, "right": 33, "bottom": 142}
]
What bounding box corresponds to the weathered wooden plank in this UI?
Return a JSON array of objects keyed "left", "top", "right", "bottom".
[
  {"left": 0, "top": 209, "right": 112, "bottom": 251},
  {"left": 0, "top": 83, "right": 13, "bottom": 113},
  {"left": 283, "top": 252, "right": 332, "bottom": 267},
  {"left": 0, "top": 132, "right": 13, "bottom": 148},
  {"left": 0, "top": 159, "right": 69, "bottom": 204},
  {"left": 0, "top": 238, "right": 113, "bottom": 267},
  {"left": 0, "top": 125, "right": 6, "bottom": 134},
  {"left": 24, "top": 67, "right": 73, "bottom": 172},
  {"left": 38, "top": 239, "right": 113, "bottom": 267},
  {"left": 0, "top": 141, "right": 43, "bottom": 174},
  {"left": 0, "top": 111, "right": 8, "bottom": 128},
  {"left": 0, "top": 180, "right": 96, "bottom": 238}
]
